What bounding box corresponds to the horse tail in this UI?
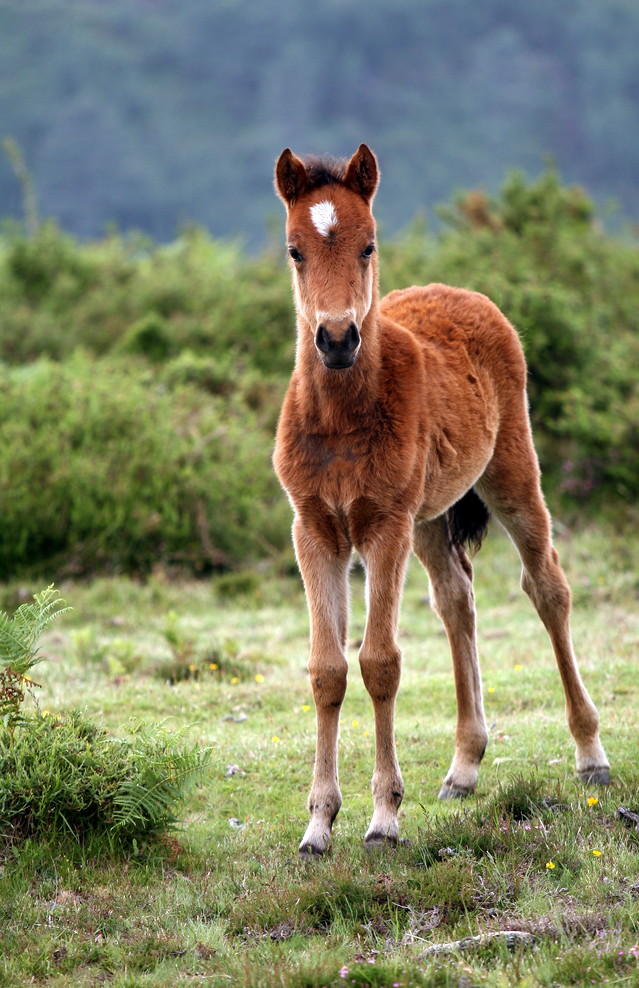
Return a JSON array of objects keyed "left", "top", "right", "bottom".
[{"left": 446, "top": 488, "right": 490, "bottom": 554}]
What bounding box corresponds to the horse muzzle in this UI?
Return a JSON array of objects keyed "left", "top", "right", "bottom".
[{"left": 315, "top": 321, "right": 361, "bottom": 369}]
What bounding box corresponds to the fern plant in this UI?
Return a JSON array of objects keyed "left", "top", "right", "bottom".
[
  {"left": 111, "top": 722, "right": 211, "bottom": 837},
  {"left": 0, "top": 585, "right": 70, "bottom": 743}
]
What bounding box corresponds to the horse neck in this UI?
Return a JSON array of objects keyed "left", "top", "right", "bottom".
[{"left": 295, "top": 301, "right": 381, "bottom": 433}]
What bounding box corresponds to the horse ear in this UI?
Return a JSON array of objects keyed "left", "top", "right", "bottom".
[
  {"left": 275, "top": 149, "right": 308, "bottom": 206},
  {"left": 343, "top": 144, "right": 379, "bottom": 203}
]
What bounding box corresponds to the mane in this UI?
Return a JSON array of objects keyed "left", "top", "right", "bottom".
[{"left": 300, "top": 154, "right": 348, "bottom": 192}]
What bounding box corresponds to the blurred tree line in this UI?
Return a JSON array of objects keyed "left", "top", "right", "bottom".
[
  {"left": 1, "top": 0, "right": 639, "bottom": 243},
  {"left": 0, "top": 168, "right": 637, "bottom": 580}
]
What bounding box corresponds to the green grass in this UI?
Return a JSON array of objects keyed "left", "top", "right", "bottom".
[{"left": 1, "top": 524, "right": 639, "bottom": 986}]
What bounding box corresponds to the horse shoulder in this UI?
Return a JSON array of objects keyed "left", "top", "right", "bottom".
[
  {"left": 376, "top": 316, "right": 428, "bottom": 433},
  {"left": 273, "top": 375, "right": 304, "bottom": 486},
  {"left": 371, "top": 320, "right": 430, "bottom": 499}
]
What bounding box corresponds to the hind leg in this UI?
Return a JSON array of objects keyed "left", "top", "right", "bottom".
[
  {"left": 414, "top": 517, "right": 488, "bottom": 798},
  {"left": 477, "top": 441, "right": 610, "bottom": 785}
]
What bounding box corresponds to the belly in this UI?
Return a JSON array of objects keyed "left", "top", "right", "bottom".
[{"left": 416, "top": 421, "right": 497, "bottom": 520}]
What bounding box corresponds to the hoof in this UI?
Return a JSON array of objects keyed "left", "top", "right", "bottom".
[
  {"left": 298, "top": 841, "right": 326, "bottom": 859},
  {"left": 578, "top": 766, "right": 611, "bottom": 786},
  {"left": 438, "top": 783, "right": 473, "bottom": 800},
  {"left": 364, "top": 833, "right": 398, "bottom": 851}
]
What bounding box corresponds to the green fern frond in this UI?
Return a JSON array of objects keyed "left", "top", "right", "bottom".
[
  {"left": 111, "top": 727, "right": 210, "bottom": 834},
  {"left": 0, "top": 586, "right": 71, "bottom": 744},
  {"left": 0, "top": 586, "right": 70, "bottom": 676},
  {"left": 0, "top": 622, "right": 27, "bottom": 667}
]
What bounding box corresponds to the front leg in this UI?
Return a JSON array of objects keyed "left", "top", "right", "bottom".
[
  {"left": 357, "top": 515, "right": 412, "bottom": 847},
  {"left": 293, "top": 513, "right": 351, "bottom": 857}
]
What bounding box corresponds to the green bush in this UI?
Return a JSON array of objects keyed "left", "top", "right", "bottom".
[
  {"left": 6, "top": 220, "right": 100, "bottom": 304},
  {"left": 0, "top": 354, "right": 290, "bottom": 576},
  {"left": 161, "top": 349, "right": 236, "bottom": 396},
  {"left": 115, "top": 311, "right": 173, "bottom": 362},
  {"left": 0, "top": 224, "right": 294, "bottom": 371},
  {"left": 0, "top": 586, "right": 69, "bottom": 741},
  {"left": 0, "top": 711, "right": 210, "bottom": 847}
]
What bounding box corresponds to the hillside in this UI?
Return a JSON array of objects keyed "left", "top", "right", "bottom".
[{"left": 1, "top": 0, "right": 638, "bottom": 243}]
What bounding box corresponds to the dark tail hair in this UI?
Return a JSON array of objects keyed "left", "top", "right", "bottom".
[{"left": 446, "top": 488, "right": 490, "bottom": 554}]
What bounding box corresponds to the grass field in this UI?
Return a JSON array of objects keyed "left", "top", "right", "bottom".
[{"left": 2, "top": 523, "right": 639, "bottom": 987}]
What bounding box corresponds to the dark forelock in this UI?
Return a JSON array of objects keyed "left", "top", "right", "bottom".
[{"left": 300, "top": 154, "right": 348, "bottom": 192}]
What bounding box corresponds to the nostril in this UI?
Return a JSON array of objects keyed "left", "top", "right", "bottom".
[
  {"left": 346, "top": 322, "right": 360, "bottom": 351},
  {"left": 315, "top": 324, "right": 331, "bottom": 353}
]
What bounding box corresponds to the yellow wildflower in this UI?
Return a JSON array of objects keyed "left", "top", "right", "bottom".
[
  {"left": 488, "top": 687, "right": 495, "bottom": 694},
  {"left": 592, "top": 849, "right": 602, "bottom": 857},
  {"left": 209, "top": 662, "right": 218, "bottom": 670},
  {"left": 301, "top": 704, "right": 311, "bottom": 712},
  {"left": 231, "top": 676, "right": 240, "bottom": 684},
  {"left": 352, "top": 719, "right": 359, "bottom": 728},
  {"left": 546, "top": 861, "right": 556, "bottom": 870},
  {"left": 188, "top": 664, "right": 196, "bottom": 671},
  {"left": 272, "top": 735, "right": 280, "bottom": 743},
  {"left": 587, "top": 796, "right": 599, "bottom": 807},
  {"left": 255, "top": 674, "right": 265, "bottom": 683},
  {"left": 514, "top": 664, "right": 522, "bottom": 671}
]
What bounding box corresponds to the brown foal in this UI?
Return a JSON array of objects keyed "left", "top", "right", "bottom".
[{"left": 273, "top": 143, "right": 610, "bottom": 857}]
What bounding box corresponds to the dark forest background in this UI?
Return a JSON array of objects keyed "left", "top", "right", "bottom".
[{"left": 2, "top": 0, "right": 639, "bottom": 244}]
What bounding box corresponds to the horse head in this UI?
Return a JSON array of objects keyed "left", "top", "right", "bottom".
[{"left": 275, "top": 144, "right": 380, "bottom": 370}]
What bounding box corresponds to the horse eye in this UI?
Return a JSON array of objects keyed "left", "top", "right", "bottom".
[
  {"left": 361, "top": 243, "right": 375, "bottom": 258},
  {"left": 288, "top": 247, "right": 304, "bottom": 263}
]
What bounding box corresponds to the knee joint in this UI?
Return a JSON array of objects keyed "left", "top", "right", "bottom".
[
  {"left": 359, "top": 647, "right": 402, "bottom": 702},
  {"left": 309, "top": 659, "right": 347, "bottom": 707}
]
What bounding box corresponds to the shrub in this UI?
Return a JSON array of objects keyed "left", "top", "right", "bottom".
[
  {"left": 115, "top": 311, "right": 173, "bottom": 362},
  {"left": 0, "top": 354, "right": 290, "bottom": 577},
  {"left": 161, "top": 349, "right": 236, "bottom": 396},
  {"left": 0, "top": 224, "right": 294, "bottom": 370},
  {"left": 6, "top": 220, "right": 99, "bottom": 304},
  {"left": 0, "top": 712, "right": 210, "bottom": 847}
]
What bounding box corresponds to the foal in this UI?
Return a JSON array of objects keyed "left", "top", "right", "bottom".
[{"left": 273, "top": 144, "right": 609, "bottom": 857}]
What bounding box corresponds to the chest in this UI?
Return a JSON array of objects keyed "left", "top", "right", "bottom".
[{"left": 274, "top": 413, "right": 425, "bottom": 514}]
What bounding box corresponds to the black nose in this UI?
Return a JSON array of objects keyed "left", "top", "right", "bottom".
[{"left": 315, "top": 322, "right": 360, "bottom": 368}]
